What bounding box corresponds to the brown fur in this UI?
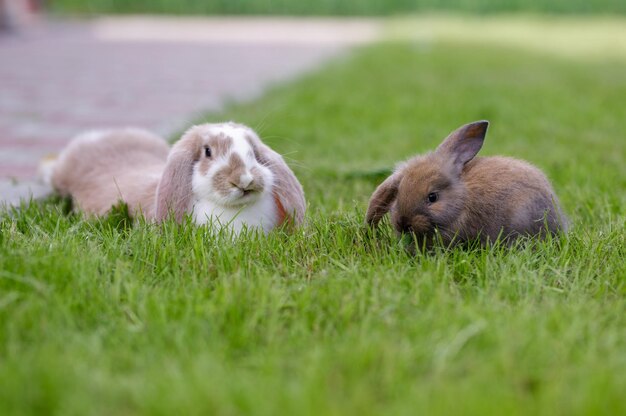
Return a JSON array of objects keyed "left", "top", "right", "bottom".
[
  {"left": 153, "top": 134, "right": 197, "bottom": 221},
  {"left": 196, "top": 134, "right": 233, "bottom": 175},
  {"left": 366, "top": 121, "right": 568, "bottom": 248},
  {"left": 212, "top": 153, "right": 265, "bottom": 195},
  {"left": 52, "top": 128, "right": 169, "bottom": 218}
]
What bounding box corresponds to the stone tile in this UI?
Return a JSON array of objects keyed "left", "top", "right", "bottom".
[{"left": 0, "top": 179, "right": 52, "bottom": 208}]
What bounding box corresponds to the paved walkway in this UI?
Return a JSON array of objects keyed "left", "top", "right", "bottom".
[{"left": 0, "top": 16, "right": 380, "bottom": 206}]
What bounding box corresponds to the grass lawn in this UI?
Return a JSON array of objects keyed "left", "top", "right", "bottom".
[{"left": 1, "top": 16, "right": 625, "bottom": 416}]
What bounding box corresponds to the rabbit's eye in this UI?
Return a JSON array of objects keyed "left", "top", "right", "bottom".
[
  {"left": 204, "top": 146, "right": 212, "bottom": 158},
  {"left": 428, "top": 192, "right": 438, "bottom": 203}
]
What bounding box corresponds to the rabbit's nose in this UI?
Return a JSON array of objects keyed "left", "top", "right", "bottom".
[
  {"left": 239, "top": 173, "right": 253, "bottom": 188},
  {"left": 230, "top": 172, "right": 258, "bottom": 195},
  {"left": 396, "top": 216, "right": 413, "bottom": 233}
]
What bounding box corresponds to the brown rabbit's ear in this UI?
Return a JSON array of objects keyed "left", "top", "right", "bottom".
[
  {"left": 436, "top": 120, "right": 489, "bottom": 173},
  {"left": 365, "top": 173, "right": 402, "bottom": 227},
  {"left": 155, "top": 131, "right": 201, "bottom": 222}
]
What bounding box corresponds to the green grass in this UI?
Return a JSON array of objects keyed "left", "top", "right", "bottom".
[
  {"left": 1, "top": 17, "right": 626, "bottom": 415},
  {"left": 52, "top": 0, "right": 626, "bottom": 16}
]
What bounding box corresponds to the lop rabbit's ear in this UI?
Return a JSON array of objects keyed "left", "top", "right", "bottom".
[
  {"left": 436, "top": 120, "right": 489, "bottom": 174},
  {"left": 365, "top": 173, "right": 402, "bottom": 227},
  {"left": 155, "top": 131, "right": 201, "bottom": 222},
  {"left": 245, "top": 131, "right": 306, "bottom": 225}
]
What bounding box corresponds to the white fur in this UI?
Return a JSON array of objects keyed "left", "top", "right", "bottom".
[
  {"left": 73, "top": 129, "right": 110, "bottom": 144},
  {"left": 38, "top": 157, "right": 57, "bottom": 185},
  {"left": 204, "top": 124, "right": 249, "bottom": 144},
  {"left": 190, "top": 123, "right": 278, "bottom": 235},
  {"left": 240, "top": 173, "right": 253, "bottom": 188},
  {"left": 190, "top": 191, "right": 278, "bottom": 235}
]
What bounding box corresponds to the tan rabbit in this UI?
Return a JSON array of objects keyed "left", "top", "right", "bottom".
[
  {"left": 50, "top": 122, "right": 306, "bottom": 234},
  {"left": 366, "top": 121, "right": 567, "bottom": 248}
]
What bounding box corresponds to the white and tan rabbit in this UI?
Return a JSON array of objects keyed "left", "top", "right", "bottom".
[
  {"left": 50, "top": 122, "right": 305, "bottom": 234},
  {"left": 366, "top": 121, "right": 567, "bottom": 248}
]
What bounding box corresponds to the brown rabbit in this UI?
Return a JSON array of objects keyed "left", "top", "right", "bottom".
[{"left": 365, "top": 121, "right": 567, "bottom": 248}]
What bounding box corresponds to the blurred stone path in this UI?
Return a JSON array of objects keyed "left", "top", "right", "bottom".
[{"left": 0, "top": 16, "right": 380, "bottom": 206}]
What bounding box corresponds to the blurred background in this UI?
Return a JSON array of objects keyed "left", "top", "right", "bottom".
[
  {"left": 0, "top": 0, "right": 624, "bottom": 204},
  {"left": 2, "top": 3, "right": 625, "bottom": 414},
  {"left": 27, "top": 0, "right": 626, "bottom": 16}
]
